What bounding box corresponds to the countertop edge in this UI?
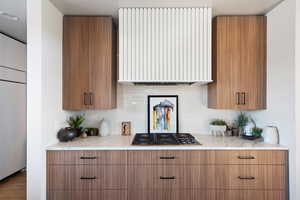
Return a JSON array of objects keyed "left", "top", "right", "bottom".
[{"left": 46, "top": 146, "right": 289, "bottom": 151}]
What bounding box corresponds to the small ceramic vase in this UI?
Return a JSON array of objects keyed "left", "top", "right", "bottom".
[{"left": 99, "top": 118, "right": 111, "bottom": 137}]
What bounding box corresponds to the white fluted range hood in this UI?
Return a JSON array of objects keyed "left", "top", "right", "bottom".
[{"left": 118, "top": 8, "right": 212, "bottom": 85}]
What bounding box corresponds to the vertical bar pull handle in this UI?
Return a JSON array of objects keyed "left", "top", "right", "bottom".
[
  {"left": 236, "top": 92, "right": 240, "bottom": 105},
  {"left": 83, "top": 93, "right": 88, "bottom": 105},
  {"left": 89, "top": 92, "right": 93, "bottom": 105},
  {"left": 242, "top": 92, "right": 246, "bottom": 105}
]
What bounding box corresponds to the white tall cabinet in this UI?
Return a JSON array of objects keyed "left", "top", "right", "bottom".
[{"left": 0, "top": 33, "right": 26, "bottom": 180}]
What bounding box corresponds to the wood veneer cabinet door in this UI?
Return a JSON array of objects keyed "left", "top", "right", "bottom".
[
  {"left": 89, "top": 17, "right": 117, "bottom": 109},
  {"left": 215, "top": 190, "right": 286, "bottom": 200},
  {"left": 208, "top": 16, "right": 241, "bottom": 109},
  {"left": 63, "top": 16, "right": 90, "bottom": 110},
  {"left": 215, "top": 165, "right": 286, "bottom": 190},
  {"left": 128, "top": 165, "right": 184, "bottom": 189},
  {"left": 63, "top": 16, "right": 117, "bottom": 110},
  {"left": 128, "top": 189, "right": 218, "bottom": 200},
  {"left": 47, "top": 150, "right": 127, "bottom": 165},
  {"left": 48, "top": 190, "right": 127, "bottom": 200},
  {"left": 239, "top": 16, "right": 267, "bottom": 109},
  {"left": 215, "top": 150, "right": 287, "bottom": 165},
  {"left": 48, "top": 165, "right": 126, "bottom": 190},
  {"left": 208, "top": 16, "right": 266, "bottom": 110}
]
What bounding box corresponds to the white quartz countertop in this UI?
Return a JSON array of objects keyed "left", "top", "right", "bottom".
[{"left": 46, "top": 135, "right": 288, "bottom": 150}]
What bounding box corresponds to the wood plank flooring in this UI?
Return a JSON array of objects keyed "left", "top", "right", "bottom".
[{"left": 0, "top": 171, "right": 26, "bottom": 200}]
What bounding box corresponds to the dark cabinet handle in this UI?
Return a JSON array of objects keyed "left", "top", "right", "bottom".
[
  {"left": 160, "top": 176, "right": 176, "bottom": 180},
  {"left": 160, "top": 156, "right": 175, "bottom": 160},
  {"left": 236, "top": 92, "right": 240, "bottom": 105},
  {"left": 89, "top": 92, "right": 93, "bottom": 105},
  {"left": 241, "top": 92, "right": 246, "bottom": 105},
  {"left": 80, "top": 156, "right": 97, "bottom": 160},
  {"left": 83, "top": 93, "right": 89, "bottom": 105},
  {"left": 238, "top": 176, "right": 255, "bottom": 180},
  {"left": 238, "top": 156, "right": 255, "bottom": 160},
  {"left": 80, "top": 176, "right": 96, "bottom": 180}
]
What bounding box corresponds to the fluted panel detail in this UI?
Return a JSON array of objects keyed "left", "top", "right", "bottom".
[{"left": 119, "top": 8, "right": 212, "bottom": 83}]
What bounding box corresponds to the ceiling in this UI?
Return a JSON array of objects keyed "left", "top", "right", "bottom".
[
  {"left": 0, "top": 0, "right": 26, "bottom": 42},
  {"left": 50, "top": 0, "right": 284, "bottom": 19},
  {"left": 0, "top": 0, "right": 284, "bottom": 43}
]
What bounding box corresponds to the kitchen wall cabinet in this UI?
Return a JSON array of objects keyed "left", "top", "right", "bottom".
[
  {"left": 63, "top": 16, "right": 117, "bottom": 110},
  {"left": 47, "top": 150, "right": 288, "bottom": 200},
  {"left": 208, "top": 16, "right": 267, "bottom": 110}
]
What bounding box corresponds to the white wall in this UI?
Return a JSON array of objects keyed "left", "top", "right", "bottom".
[
  {"left": 83, "top": 85, "right": 238, "bottom": 134},
  {"left": 295, "top": 0, "right": 300, "bottom": 199},
  {"left": 250, "top": 0, "right": 296, "bottom": 198},
  {"left": 27, "top": 0, "right": 68, "bottom": 199}
]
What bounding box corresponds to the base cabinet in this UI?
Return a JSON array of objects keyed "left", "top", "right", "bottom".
[{"left": 47, "top": 150, "right": 288, "bottom": 200}]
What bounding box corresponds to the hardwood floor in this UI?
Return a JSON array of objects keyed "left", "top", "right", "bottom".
[{"left": 0, "top": 170, "right": 26, "bottom": 200}]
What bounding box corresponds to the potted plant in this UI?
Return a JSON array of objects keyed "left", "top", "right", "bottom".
[
  {"left": 252, "top": 127, "right": 263, "bottom": 137},
  {"left": 67, "top": 114, "right": 85, "bottom": 137},
  {"left": 235, "top": 112, "right": 249, "bottom": 136},
  {"left": 209, "top": 119, "right": 227, "bottom": 136}
]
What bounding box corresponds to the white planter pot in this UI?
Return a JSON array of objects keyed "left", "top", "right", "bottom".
[{"left": 209, "top": 125, "right": 227, "bottom": 136}]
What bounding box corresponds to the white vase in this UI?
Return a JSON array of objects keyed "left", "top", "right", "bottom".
[
  {"left": 99, "top": 119, "right": 111, "bottom": 137},
  {"left": 262, "top": 126, "right": 279, "bottom": 144}
]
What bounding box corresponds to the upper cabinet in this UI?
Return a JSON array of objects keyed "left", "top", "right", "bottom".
[
  {"left": 118, "top": 8, "right": 212, "bottom": 84},
  {"left": 63, "top": 16, "right": 117, "bottom": 110},
  {"left": 0, "top": 33, "right": 26, "bottom": 71},
  {"left": 208, "top": 16, "right": 267, "bottom": 110}
]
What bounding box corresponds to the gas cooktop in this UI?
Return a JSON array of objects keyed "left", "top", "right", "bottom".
[{"left": 132, "top": 133, "right": 201, "bottom": 145}]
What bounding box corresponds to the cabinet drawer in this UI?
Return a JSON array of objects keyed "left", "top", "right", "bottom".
[
  {"left": 128, "top": 165, "right": 217, "bottom": 189},
  {"left": 128, "top": 189, "right": 220, "bottom": 200},
  {"left": 216, "top": 165, "right": 286, "bottom": 190},
  {"left": 128, "top": 165, "right": 184, "bottom": 189},
  {"left": 48, "top": 190, "right": 127, "bottom": 200},
  {"left": 48, "top": 165, "right": 126, "bottom": 190},
  {"left": 47, "top": 150, "right": 127, "bottom": 165},
  {"left": 128, "top": 189, "right": 286, "bottom": 200},
  {"left": 128, "top": 150, "right": 216, "bottom": 165},
  {"left": 215, "top": 190, "right": 287, "bottom": 200},
  {"left": 215, "top": 150, "right": 287, "bottom": 165}
]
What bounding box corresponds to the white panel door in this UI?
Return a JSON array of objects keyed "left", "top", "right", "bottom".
[
  {"left": 0, "top": 67, "right": 26, "bottom": 83},
  {"left": 0, "top": 33, "right": 26, "bottom": 71},
  {"left": 0, "top": 35, "right": 4, "bottom": 68},
  {"left": 0, "top": 81, "right": 26, "bottom": 180}
]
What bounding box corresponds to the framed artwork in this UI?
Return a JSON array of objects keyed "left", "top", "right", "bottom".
[
  {"left": 121, "top": 122, "right": 131, "bottom": 136},
  {"left": 147, "top": 95, "right": 178, "bottom": 134}
]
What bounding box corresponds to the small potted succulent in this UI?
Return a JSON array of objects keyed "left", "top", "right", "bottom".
[
  {"left": 66, "top": 114, "right": 85, "bottom": 137},
  {"left": 252, "top": 127, "right": 263, "bottom": 137},
  {"left": 209, "top": 119, "right": 227, "bottom": 136}
]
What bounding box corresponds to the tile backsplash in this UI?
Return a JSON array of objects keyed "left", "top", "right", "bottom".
[{"left": 82, "top": 84, "right": 238, "bottom": 135}]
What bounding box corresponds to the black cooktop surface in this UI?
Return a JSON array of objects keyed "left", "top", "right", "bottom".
[{"left": 132, "top": 133, "right": 200, "bottom": 145}]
